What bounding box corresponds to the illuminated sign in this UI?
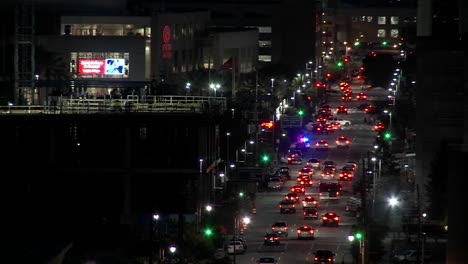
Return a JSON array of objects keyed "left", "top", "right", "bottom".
[
  {"left": 78, "top": 58, "right": 125, "bottom": 75},
  {"left": 78, "top": 59, "right": 105, "bottom": 74},
  {"left": 105, "top": 59, "right": 125, "bottom": 75},
  {"left": 162, "top": 25, "right": 172, "bottom": 59}
]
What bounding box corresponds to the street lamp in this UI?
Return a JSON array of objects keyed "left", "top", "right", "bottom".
[
  {"left": 169, "top": 245, "right": 176, "bottom": 254},
  {"left": 185, "top": 82, "right": 191, "bottom": 95},
  {"left": 210, "top": 83, "right": 221, "bottom": 97}
]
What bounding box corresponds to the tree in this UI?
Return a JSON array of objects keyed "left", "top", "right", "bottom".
[{"left": 425, "top": 141, "right": 449, "bottom": 222}]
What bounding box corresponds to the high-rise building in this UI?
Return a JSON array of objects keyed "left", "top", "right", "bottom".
[{"left": 415, "top": 0, "right": 466, "bottom": 262}]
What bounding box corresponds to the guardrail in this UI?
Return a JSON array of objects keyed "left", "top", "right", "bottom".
[{"left": 0, "top": 95, "right": 227, "bottom": 115}]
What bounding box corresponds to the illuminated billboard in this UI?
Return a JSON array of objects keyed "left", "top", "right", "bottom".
[
  {"left": 78, "top": 58, "right": 125, "bottom": 75},
  {"left": 105, "top": 59, "right": 125, "bottom": 75},
  {"left": 78, "top": 59, "right": 105, "bottom": 74}
]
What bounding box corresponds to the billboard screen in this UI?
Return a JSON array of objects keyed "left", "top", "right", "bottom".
[
  {"left": 78, "top": 59, "right": 105, "bottom": 74},
  {"left": 105, "top": 58, "right": 125, "bottom": 75},
  {"left": 77, "top": 58, "right": 126, "bottom": 75}
]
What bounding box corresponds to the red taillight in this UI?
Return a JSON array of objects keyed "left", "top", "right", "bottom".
[
  {"left": 274, "top": 237, "right": 279, "bottom": 240},
  {"left": 325, "top": 143, "right": 328, "bottom": 146},
  {"left": 285, "top": 227, "right": 288, "bottom": 230},
  {"left": 336, "top": 141, "right": 339, "bottom": 144},
  {"left": 279, "top": 205, "right": 282, "bottom": 208},
  {"left": 264, "top": 237, "right": 267, "bottom": 240},
  {"left": 327, "top": 258, "right": 332, "bottom": 262},
  {"left": 322, "top": 216, "right": 327, "bottom": 220},
  {"left": 314, "top": 257, "right": 318, "bottom": 261},
  {"left": 310, "top": 230, "right": 314, "bottom": 234},
  {"left": 303, "top": 211, "right": 306, "bottom": 215},
  {"left": 288, "top": 158, "right": 291, "bottom": 161},
  {"left": 292, "top": 204, "right": 296, "bottom": 208},
  {"left": 272, "top": 227, "right": 275, "bottom": 230},
  {"left": 346, "top": 140, "right": 350, "bottom": 144},
  {"left": 297, "top": 230, "right": 301, "bottom": 234},
  {"left": 334, "top": 217, "right": 339, "bottom": 221}
]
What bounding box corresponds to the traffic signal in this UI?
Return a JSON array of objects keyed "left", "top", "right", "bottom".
[
  {"left": 344, "top": 56, "right": 350, "bottom": 63},
  {"left": 239, "top": 192, "right": 245, "bottom": 197},
  {"left": 384, "top": 131, "right": 391, "bottom": 140},
  {"left": 307, "top": 96, "right": 312, "bottom": 101},
  {"left": 315, "top": 82, "right": 321, "bottom": 88},
  {"left": 337, "top": 61, "right": 343, "bottom": 67},
  {"left": 203, "top": 227, "right": 214, "bottom": 237},
  {"left": 382, "top": 41, "right": 388, "bottom": 46},
  {"left": 355, "top": 232, "right": 363, "bottom": 240},
  {"left": 262, "top": 154, "right": 270, "bottom": 163},
  {"left": 354, "top": 41, "right": 360, "bottom": 46},
  {"left": 326, "top": 72, "right": 332, "bottom": 78},
  {"left": 297, "top": 109, "right": 304, "bottom": 116}
]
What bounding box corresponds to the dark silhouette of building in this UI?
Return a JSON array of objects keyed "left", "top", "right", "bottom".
[{"left": 415, "top": 0, "right": 466, "bottom": 262}]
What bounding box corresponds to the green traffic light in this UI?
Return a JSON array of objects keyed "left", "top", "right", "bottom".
[
  {"left": 384, "top": 132, "right": 391, "bottom": 140},
  {"left": 298, "top": 110, "right": 304, "bottom": 116},
  {"left": 382, "top": 41, "right": 388, "bottom": 46},
  {"left": 262, "top": 154, "right": 270, "bottom": 162},
  {"left": 354, "top": 41, "right": 360, "bottom": 46},
  {"left": 239, "top": 192, "right": 244, "bottom": 197},
  {"left": 355, "top": 232, "right": 363, "bottom": 240},
  {"left": 204, "top": 228, "right": 213, "bottom": 237},
  {"left": 337, "top": 61, "right": 343, "bottom": 67}
]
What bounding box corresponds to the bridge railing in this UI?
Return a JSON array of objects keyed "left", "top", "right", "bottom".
[{"left": 0, "top": 95, "right": 227, "bottom": 115}]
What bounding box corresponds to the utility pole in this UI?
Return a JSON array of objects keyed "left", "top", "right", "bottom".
[
  {"left": 416, "top": 184, "right": 422, "bottom": 264},
  {"left": 360, "top": 158, "right": 367, "bottom": 264}
]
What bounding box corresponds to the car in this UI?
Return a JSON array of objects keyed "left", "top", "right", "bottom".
[
  {"left": 356, "top": 92, "right": 368, "bottom": 100},
  {"left": 321, "top": 168, "right": 335, "bottom": 178},
  {"left": 335, "top": 136, "right": 351, "bottom": 148},
  {"left": 364, "top": 104, "right": 377, "bottom": 114},
  {"left": 327, "top": 118, "right": 351, "bottom": 126},
  {"left": 303, "top": 207, "right": 319, "bottom": 219},
  {"left": 279, "top": 199, "right": 296, "bottom": 213},
  {"left": 374, "top": 122, "right": 385, "bottom": 132},
  {"left": 267, "top": 176, "right": 283, "bottom": 189},
  {"left": 263, "top": 233, "right": 280, "bottom": 245},
  {"left": 297, "top": 225, "right": 315, "bottom": 239},
  {"left": 306, "top": 158, "right": 321, "bottom": 169},
  {"left": 313, "top": 250, "right": 336, "bottom": 263},
  {"left": 297, "top": 176, "right": 313, "bottom": 187},
  {"left": 330, "top": 121, "right": 342, "bottom": 130},
  {"left": 322, "top": 160, "right": 336, "bottom": 167},
  {"left": 312, "top": 124, "right": 329, "bottom": 135},
  {"left": 338, "top": 170, "right": 353, "bottom": 181},
  {"left": 227, "top": 240, "right": 246, "bottom": 254},
  {"left": 302, "top": 196, "right": 319, "bottom": 208},
  {"left": 341, "top": 93, "right": 352, "bottom": 101},
  {"left": 315, "top": 140, "right": 329, "bottom": 150},
  {"left": 291, "top": 185, "right": 306, "bottom": 194},
  {"left": 276, "top": 166, "right": 291, "bottom": 180},
  {"left": 256, "top": 256, "right": 277, "bottom": 264},
  {"left": 287, "top": 154, "right": 302, "bottom": 164},
  {"left": 319, "top": 182, "right": 342, "bottom": 199},
  {"left": 298, "top": 167, "right": 314, "bottom": 176},
  {"left": 271, "top": 221, "right": 289, "bottom": 237},
  {"left": 285, "top": 192, "right": 300, "bottom": 202},
  {"left": 345, "top": 161, "right": 358, "bottom": 169},
  {"left": 322, "top": 212, "right": 340, "bottom": 226},
  {"left": 336, "top": 105, "right": 348, "bottom": 114}
]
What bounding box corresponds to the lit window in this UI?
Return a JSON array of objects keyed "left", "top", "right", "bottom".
[
  {"left": 258, "top": 55, "right": 272, "bottom": 62},
  {"left": 391, "top": 16, "right": 399, "bottom": 25},
  {"left": 390, "top": 29, "right": 399, "bottom": 38},
  {"left": 367, "top": 16, "right": 373, "bottom": 23},
  {"left": 378, "top": 16, "right": 386, "bottom": 25},
  {"left": 258, "top": 27, "right": 272, "bottom": 33},
  {"left": 377, "top": 29, "right": 386, "bottom": 38},
  {"left": 259, "top": 40, "right": 272, "bottom": 47},
  {"left": 361, "top": 16, "right": 366, "bottom": 22}
]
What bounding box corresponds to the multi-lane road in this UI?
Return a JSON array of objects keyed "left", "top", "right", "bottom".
[{"left": 230, "top": 81, "right": 390, "bottom": 264}]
